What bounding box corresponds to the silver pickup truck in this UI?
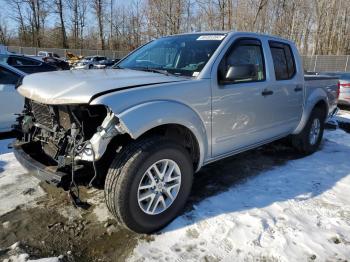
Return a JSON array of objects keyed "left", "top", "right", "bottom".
[{"left": 13, "top": 32, "right": 338, "bottom": 233}]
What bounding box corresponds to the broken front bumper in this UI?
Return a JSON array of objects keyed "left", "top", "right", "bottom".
[{"left": 13, "top": 142, "right": 68, "bottom": 186}]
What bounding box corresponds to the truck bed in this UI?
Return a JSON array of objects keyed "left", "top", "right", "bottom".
[{"left": 304, "top": 74, "right": 339, "bottom": 116}]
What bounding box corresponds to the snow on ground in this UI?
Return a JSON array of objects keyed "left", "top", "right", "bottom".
[
  {"left": 337, "top": 110, "right": 350, "bottom": 124},
  {"left": 0, "top": 139, "right": 13, "bottom": 155},
  {"left": 0, "top": 152, "right": 45, "bottom": 216},
  {"left": 0, "top": 139, "right": 45, "bottom": 217},
  {"left": 0, "top": 143, "right": 58, "bottom": 261},
  {"left": 131, "top": 129, "right": 350, "bottom": 262},
  {"left": 2, "top": 242, "right": 61, "bottom": 262},
  {"left": 1, "top": 111, "right": 350, "bottom": 261}
]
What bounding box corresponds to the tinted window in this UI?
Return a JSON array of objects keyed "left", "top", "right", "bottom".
[
  {"left": 8, "top": 56, "right": 41, "bottom": 66},
  {"left": 219, "top": 39, "right": 265, "bottom": 83},
  {"left": 96, "top": 57, "right": 106, "bottom": 61},
  {"left": 0, "top": 67, "right": 20, "bottom": 85},
  {"left": 269, "top": 41, "right": 296, "bottom": 80}
]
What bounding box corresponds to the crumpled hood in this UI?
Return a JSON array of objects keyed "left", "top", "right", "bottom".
[{"left": 18, "top": 69, "right": 187, "bottom": 105}]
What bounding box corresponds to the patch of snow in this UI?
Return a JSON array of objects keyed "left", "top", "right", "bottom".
[
  {"left": 0, "top": 138, "right": 13, "bottom": 154},
  {"left": 3, "top": 253, "right": 62, "bottom": 262},
  {"left": 0, "top": 153, "right": 45, "bottom": 216},
  {"left": 130, "top": 129, "right": 350, "bottom": 261},
  {"left": 88, "top": 189, "right": 113, "bottom": 222},
  {"left": 57, "top": 205, "right": 83, "bottom": 221},
  {"left": 336, "top": 110, "right": 350, "bottom": 123},
  {"left": 2, "top": 242, "right": 62, "bottom": 262}
]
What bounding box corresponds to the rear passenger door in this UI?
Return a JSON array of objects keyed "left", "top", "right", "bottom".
[{"left": 267, "top": 41, "right": 303, "bottom": 133}]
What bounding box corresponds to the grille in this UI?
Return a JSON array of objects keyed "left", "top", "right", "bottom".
[{"left": 30, "top": 101, "right": 55, "bottom": 129}]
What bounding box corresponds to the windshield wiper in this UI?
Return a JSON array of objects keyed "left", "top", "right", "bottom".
[
  {"left": 133, "top": 67, "right": 172, "bottom": 76},
  {"left": 113, "top": 65, "right": 124, "bottom": 69}
]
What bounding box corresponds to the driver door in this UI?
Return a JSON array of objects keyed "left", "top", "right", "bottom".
[
  {"left": 0, "top": 66, "right": 24, "bottom": 132},
  {"left": 211, "top": 38, "right": 276, "bottom": 157}
]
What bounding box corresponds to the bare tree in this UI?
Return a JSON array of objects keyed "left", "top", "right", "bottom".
[
  {"left": 91, "top": 0, "right": 105, "bottom": 50},
  {"left": 0, "top": 17, "right": 12, "bottom": 45},
  {"left": 54, "top": 0, "right": 68, "bottom": 48},
  {"left": 2, "top": 0, "right": 349, "bottom": 55},
  {"left": 24, "top": 0, "right": 49, "bottom": 47}
]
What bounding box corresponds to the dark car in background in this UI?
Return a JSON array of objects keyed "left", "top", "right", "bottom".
[
  {"left": 0, "top": 54, "right": 58, "bottom": 74},
  {"left": 320, "top": 72, "right": 350, "bottom": 106},
  {"left": 36, "top": 51, "right": 70, "bottom": 70}
]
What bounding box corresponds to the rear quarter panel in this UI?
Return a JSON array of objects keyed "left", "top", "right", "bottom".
[{"left": 293, "top": 75, "right": 338, "bottom": 134}]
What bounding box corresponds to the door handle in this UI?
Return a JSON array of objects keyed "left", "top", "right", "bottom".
[
  {"left": 261, "top": 89, "right": 273, "bottom": 96},
  {"left": 294, "top": 86, "right": 303, "bottom": 92}
]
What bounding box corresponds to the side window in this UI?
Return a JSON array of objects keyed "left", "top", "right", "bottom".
[
  {"left": 9, "top": 56, "right": 41, "bottom": 66},
  {"left": 219, "top": 39, "right": 265, "bottom": 83},
  {"left": 269, "top": 41, "right": 296, "bottom": 80},
  {"left": 0, "top": 67, "right": 20, "bottom": 85}
]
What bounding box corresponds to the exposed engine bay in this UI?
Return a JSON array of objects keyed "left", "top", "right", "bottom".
[{"left": 16, "top": 99, "right": 122, "bottom": 175}]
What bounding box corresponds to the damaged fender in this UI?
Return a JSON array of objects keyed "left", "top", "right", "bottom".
[
  {"left": 103, "top": 100, "right": 208, "bottom": 171},
  {"left": 75, "top": 111, "right": 124, "bottom": 161}
]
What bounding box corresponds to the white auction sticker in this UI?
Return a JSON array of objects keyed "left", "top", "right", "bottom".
[{"left": 197, "top": 35, "right": 226, "bottom": 41}]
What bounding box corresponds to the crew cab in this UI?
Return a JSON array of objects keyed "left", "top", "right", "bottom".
[{"left": 13, "top": 32, "right": 338, "bottom": 233}]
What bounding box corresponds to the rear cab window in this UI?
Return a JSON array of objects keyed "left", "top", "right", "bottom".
[{"left": 269, "top": 41, "right": 296, "bottom": 80}]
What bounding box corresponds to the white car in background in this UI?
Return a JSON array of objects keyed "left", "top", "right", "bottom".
[
  {"left": 0, "top": 63, "right": 26, "bottom": 132},
  {"left": 73, "top": 56, "right": 107, "bottom": 69}
]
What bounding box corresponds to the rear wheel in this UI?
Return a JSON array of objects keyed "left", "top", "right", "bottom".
[
  {"left": 291, "top": 108, "right": 325, "bottom": 154},
  {"left": 104, "top": 137, "right": 193, "bottom": 233}
]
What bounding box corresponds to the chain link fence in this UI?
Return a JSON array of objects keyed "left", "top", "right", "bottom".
[
  {"left": 302, "top": 55, "right": 350, "bottom": 72},
  {"left": 6, "top": 46, "right": 129, "bottom": 60},
  {"left": 3, "top": 46, "right": 350, "bottom": 72}
]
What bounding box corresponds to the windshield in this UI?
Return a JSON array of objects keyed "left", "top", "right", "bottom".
[{"left": 116, "top": 34, "right": 226, "bottom": 76}]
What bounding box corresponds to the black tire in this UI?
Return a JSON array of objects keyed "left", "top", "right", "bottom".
[
  {"left": 88, "top": 64, "right": 93, "bottom": 69},
  {"left": 291, "top": 108, "right": 325, "bottom": 154},
  {"left": 104, "top": 137, "right": 193, "bottom": 233}
]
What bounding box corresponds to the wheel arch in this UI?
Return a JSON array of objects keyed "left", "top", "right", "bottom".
[
  {"left": 293, "top": 94, "right": 329, "bottom": 135},
  {"left": 115, "top": 101, "right": 208, "bottom": 172}
]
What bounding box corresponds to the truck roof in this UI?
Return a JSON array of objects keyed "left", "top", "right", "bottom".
[{"left": 170, "top": 31, "right": 295, "bottom": 45}]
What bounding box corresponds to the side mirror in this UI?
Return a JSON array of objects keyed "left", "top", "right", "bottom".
[{"left": 222, "top": 64, "right": 258, "bottom": 83}]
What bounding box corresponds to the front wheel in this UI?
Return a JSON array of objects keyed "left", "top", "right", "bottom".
[
  {"left": 291, "top": 108, "right": 325, "bottom": 154},
  {"left": 104, "top": 137, "right": 193, "bottom": 233}
]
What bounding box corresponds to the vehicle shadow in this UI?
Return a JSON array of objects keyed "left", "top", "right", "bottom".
[{"left": 164, "top": 129, "right": 350, "bottom": 232}]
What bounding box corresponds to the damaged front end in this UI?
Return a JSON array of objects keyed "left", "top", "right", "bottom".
[{"left": 14, "top": 99, "right": 125, "bottom": 188}]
